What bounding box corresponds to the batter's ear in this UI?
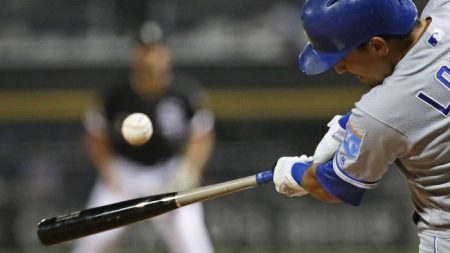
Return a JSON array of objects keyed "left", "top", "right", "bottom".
[{"left": 368, "top": 37, "right": 389, "bottom": 56}]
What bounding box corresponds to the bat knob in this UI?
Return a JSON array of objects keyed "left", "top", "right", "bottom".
[{"left": 256, "top": 171, "right": 273, "bottom": 185}]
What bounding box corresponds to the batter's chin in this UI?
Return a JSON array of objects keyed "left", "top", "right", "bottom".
[
  {"left": 354, "top": 75, "right": 382, "bottom": 88},
  {"left": 367, "top": 79, "right": 384, "bottom": 88}
]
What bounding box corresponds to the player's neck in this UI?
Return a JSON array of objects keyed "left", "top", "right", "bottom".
[
  {"left": 398, "top": 19, "right": 432, "bottom": 61},
  {"left": 411, "top": 18, "right": 431, "bottom": 46},
  {"left": 131, "top": 81, "right": 162, "bottom": 101}
]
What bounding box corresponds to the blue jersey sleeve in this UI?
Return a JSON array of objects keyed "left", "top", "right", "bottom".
[
  {"left": 315, "top": 161, "right": 367, "bottom": 206},
  {"left": 338, "top": 112, "right": 351, "bottom": 129}
]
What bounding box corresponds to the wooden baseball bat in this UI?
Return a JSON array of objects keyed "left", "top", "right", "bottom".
[{"left": 37, "top": 171, "right": 273, "bottom": 246}]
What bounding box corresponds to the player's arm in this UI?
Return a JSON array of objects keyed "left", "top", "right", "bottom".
[
  {"left": 175, "top": 109, "right": 215, "bottom": 189},
  {"left": 273, "top": 112, "right": 351, "bottom": 202},
  {"left": 85, "top": 132, "right": 112, "bottom": 178},
  {"left": 184, "top": 126, "right": 215, "bottom": 172},
  {"left": 273, "top": 110, "right": 367, "bottom": 205},
  {"left": 302, "top": 163, "right": 340, "bottom": 203},
  {"left": 273, "top": 156, "right": 342, "bottom": 203},
  {"left": 274, "top": 109, "right": 411, "bottom": 206},
  {"left": 299, "top": 112, "right": 351, "bottom": 202},
  {"left": 313, "top": 112, "right": 351, "bottom": 163},
  {"left": 83, "top": 106, "right": 119, "bottom": 190},
  {"left": 273, "top": 158, "right": 367, "bottom": 205}
]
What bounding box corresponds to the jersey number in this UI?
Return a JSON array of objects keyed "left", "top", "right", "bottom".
[{"left": 417, "top": 64, "right": 450, "bottom": 117}]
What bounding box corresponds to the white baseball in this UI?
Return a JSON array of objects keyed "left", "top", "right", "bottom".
[{"left": 121, "top": 113, "right": 153, "bottom": 146}]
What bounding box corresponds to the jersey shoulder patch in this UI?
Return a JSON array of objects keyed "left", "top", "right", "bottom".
[{"left": 342, "top": 119, "right": 366, "bottom": 160}]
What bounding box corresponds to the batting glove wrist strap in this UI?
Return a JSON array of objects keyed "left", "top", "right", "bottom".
[{"left": 291, "top": 161, "right": 312, "bottom": 186}]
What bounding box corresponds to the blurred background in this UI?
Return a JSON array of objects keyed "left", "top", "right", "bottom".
[{"left": 0, "top": 0, "right": 430, "bottom": 252}]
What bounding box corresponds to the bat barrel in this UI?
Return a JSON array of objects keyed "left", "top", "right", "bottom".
[{"left": 37, "top": 192, "right": 178, "bottom": 246}]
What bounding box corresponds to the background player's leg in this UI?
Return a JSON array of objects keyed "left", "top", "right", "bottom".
[
  {"left": 152, "top": 202, "right": 214, "bottom": 253},
  {"left": 71, "top": 181, "right": 128, "bottom": 253},
  {"left": 71, "top": 228, "right": 125, "bottom": 253}
]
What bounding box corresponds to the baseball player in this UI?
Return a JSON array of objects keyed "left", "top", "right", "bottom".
[
  {"left": 71, "top": 42, "right": 215, "bottom": 253},
  {"left": 272, "top": 0, "right": 450, "bottom": 252}
]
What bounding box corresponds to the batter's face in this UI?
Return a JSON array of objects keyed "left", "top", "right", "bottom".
[{"left": 334, "top": 37, "right": 394, "bottom": 87}]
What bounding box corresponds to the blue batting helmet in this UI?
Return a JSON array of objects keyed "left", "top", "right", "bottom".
[{"left": 298, "top": 0, "right": 418, "bottom": 75}]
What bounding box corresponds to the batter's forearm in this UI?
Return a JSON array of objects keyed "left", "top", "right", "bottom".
[{"left": 302, "top": 164, "right": 341, "bottom": 203}]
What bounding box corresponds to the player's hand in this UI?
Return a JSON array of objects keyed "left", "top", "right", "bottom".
[
  {"left": 100, "top": 168, "right": 123, "bottom": 193},
  {"left": 171, "top": 159, "right": 202, "bottom": 191},
  {"left": 313, "top": 113, "right": 350, "bottom": 163},
  {"left": 273, "top": 155, "right": 313, "bottom": 197}
]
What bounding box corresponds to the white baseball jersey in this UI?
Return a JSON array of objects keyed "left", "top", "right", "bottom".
[{"left": 330, "top": 0, "right": 450, "bottom": 236}]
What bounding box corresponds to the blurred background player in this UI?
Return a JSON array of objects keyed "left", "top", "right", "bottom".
[
  {"left": 273, "top": 0, "right": 450, "bottom": 252},
  {"left": 72, "top": 23, "right": 216, "bottom": 253}
]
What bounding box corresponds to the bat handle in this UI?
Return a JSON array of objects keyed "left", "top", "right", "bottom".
[{"left": 256, "top": 171, "right": 273, "bottom": 185}]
